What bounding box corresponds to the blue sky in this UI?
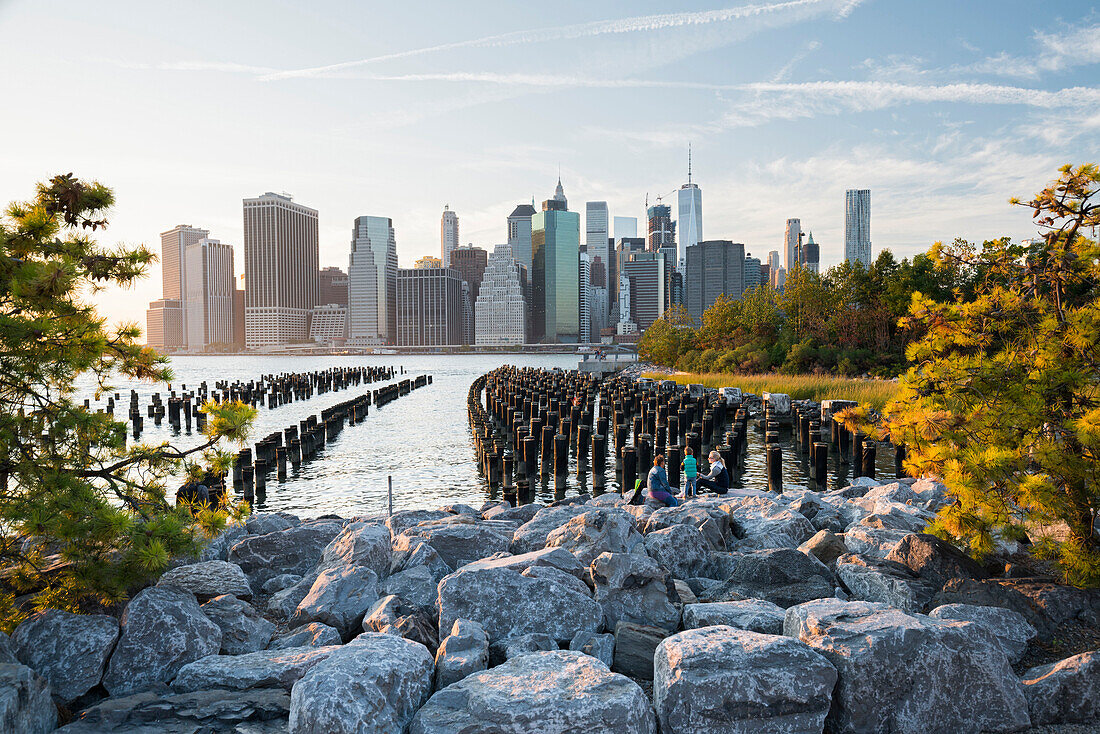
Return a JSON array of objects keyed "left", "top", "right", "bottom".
[{"left": 0, "top": 0, "right": 1097, "bottom": 328}]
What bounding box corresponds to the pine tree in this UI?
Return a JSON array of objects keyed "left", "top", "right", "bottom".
[{"left": 0, "top": 175, "right": 256, "bottom": 628}]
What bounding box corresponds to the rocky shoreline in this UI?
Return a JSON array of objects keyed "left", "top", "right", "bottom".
[{"left": 3, "top": 474, "right": 1099, "bottom": 733}]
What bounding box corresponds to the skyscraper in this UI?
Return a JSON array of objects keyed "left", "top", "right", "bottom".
[
  {"left": 150, "top": 224, "right": 209, "bottom": 348},
  {"left": 767, "top": 250, "right": 780, "bottom": 274},
  {"left": 579, "top": 252, "right": 591, "bottom": 344},
  {"left": 784, "top": 218, "right": 801, "bottom": 272},
  {"left": 744, "top": 254, "right": 762, "bottom": 291},
  {"left": 475, "top": 243, "right": 526, "bottom": 346},
  {"left": 396, "top": 267, "right": 463, "bottom": 346},
  {"left": 242, "top": 193, "right": 319, "bottom": 349},
  {"left": 585, "top": 201, "right": 610, "bottom": 279},
  {"left": 613, "top": 216, "right": 638, "bottom": 241},
  {"left": 845, "top": 189, "right": 872, "bottom": 267},
  {"left": 184, "top": 238, "right": 234, "bottom": 350},
  {"left": 677, "top": 147, "right": 702, "bottom": 272},
  {"left": 347, "top": 215, "right": 397, "bottom": 346},
  {"left": 621, "top": 251, "right": 669, "bottom": 332},
  {"left": 531, "top": 182, "right": 580, "bottom": 343},
  {"left": 612, "top": 237, "right": 647, "bottom": 313},
  {"left": 507, "top": 203, "right": 535, "bottom": 272},
  {"left": 145, "top": 300, "right": 183, "bottom": 351},
  {"left": 318, "top": 266, "right": 348, "bottom": 307},
  {"left": 647, "top": 201, "right": 675, "bottom": 253},
  {"left": 552, "top": 177, "right": 567, "bottom": 208},
  {"left": 441, "top": 205, "right": 459, "bottom": 267},
  {"left": 451, "top": 245, "right": 488, "bottom": 344},
  {"left": 684, "top": 240, "right": 746, "bottom": 320},
  {"left": 802, "top": 232, "right": 820, "bottom": 274}
]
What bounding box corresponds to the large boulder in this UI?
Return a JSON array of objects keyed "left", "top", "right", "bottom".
[
  {"left": 643, "top": 524, "right": 710, "bottom": 580},
  {"left": 11, "top": 609, "right": 118, "bottom": 705},
  {"left": 199, "top": 524, "right": 248, "bottom": 562},
  {"left": 928, "top": 603, "right": 1037, "bottom": 664},
  {"left": 786, "top": 494, "right": 845, "bottom": 533},
  {"left": 410, "top": 650, "right": 656, "bottom": 734},
  {"left": 201, "top": 594, "right": 276, "bottom": 655},
  {"left": 246, "top": 512, "right": 300, "bottom": 535},
  {"left": 389, "top": 538, "right": 453, "bottom": 581},
  {"left": 725, "top": 497, "right": 815, "bottom": 550},
  {"left": 57, "top": 687, "right": 288, "bottom": 732},
  {"left": 0, "top": 631, "right": 15, "bottom": 664},
  {"left": 682, "top": 599, "right": 785, "bottom": 634},
  {"left": 644, "top": 504, "right": 731, "bottom": 551},
  {"left": 1021, "top": 650, "right": 1100, "bottom": 725},
  {"left": 228, "top": 521, "right": 343, "bottom": 589},
  {"left": 386, "top": 509, "right": 451, "bottom": 536},
  {"left": 491, "top": 633, "right": 558, "bottom": 663},
  {"left": 798, "top": 529, "right": 848, "bottom": 566},
  {"left": 459, "top": 545, "right": 586, "bottom": 579},
  {"left": 0, "top": 663, "right": 56, "bottom": 734},
  {"left": 835, "top": 554, "right": 935, "bottom": 613},
  {"left": 434, "top": 619, "right": 489, "bottom": 689},
  {"left": 290, "top": 564, "right": 379, "bottom": 640},
  {"left": 545, "top": 509, "right": 645, "bottom": 566},
  {"left": 319, "top": 523, "right": 391, "bottom": 579},
  {"left": 396, "top": 517, "right": 512, "bottom": 570},
  {"left": 510, "top": 505, "right": 589, "bottom": 554},
  {"left": 266, "top": 572, "right": 318, "bottom": 621},
  {"left": 438, "top": 563, "right": 602, "bottom": 644},
  {"left": 362, "top": 594, "right": 439, "bottom": 654},
  {"left": 700, "top": 548, "right": 835, "bottom": 608},
  {"left": 289, "top": 633, "right": 434, "bottom": 734},
  {"left": 268, "top": 623, "right": 342, "bottom": 650},
  {"left": 884, "top": 533, "right": 987, "bottom": 589},
  {"left": 484, "top": 502, "right": 544, "bottom": 524},
  {"left": 569, "top": 631, "right": 615, "bottom": 667},
  {"left": 856, "top": 502, "right": 935, "bottom": 535},
  {"left": 591, "top": 552, "right": 680, "bottom": 632},
  {"left": 171, "top": 645, "right": 340, "bottom": 692},
  {"left": 654, "top": 626, "right": 837, "bottom": 734},
  {"left": 157, "top": 560, "right": 252, "bottom": 601},
  {"left": 842, "top": 526, "right": 909, "bottom": 560},
  {"left": 103, "top": 585, "right": 222, "bottom": 696},
  {"left": 784, "top": 598, "right": 1030, "bottom": 733},
  {"left": 612, "top": 621, "right": 668, "bottom": 680},
  {"left": 931, "top": 578, "right": 1100, "bottom": 634},
  {"left": 381, "top": 565, "right": 439, "bottom": 612}
]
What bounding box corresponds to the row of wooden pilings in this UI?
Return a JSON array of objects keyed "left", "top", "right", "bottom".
[{"left": 227, "top": 374, "right": 431, "bottom": 504}]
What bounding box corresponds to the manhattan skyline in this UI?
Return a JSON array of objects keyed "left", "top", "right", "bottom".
[{"left": 1, "top": 0, "right": 1097, "bottom": 329}]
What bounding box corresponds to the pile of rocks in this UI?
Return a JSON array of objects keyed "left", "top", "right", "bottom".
[{"left": 4, "top": 478, "right": 1098, "bottom": 733}]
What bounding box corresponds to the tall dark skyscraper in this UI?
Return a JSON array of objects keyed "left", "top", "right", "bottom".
[
  {"left": 396, "top": 267, "right": 463, "bottom": 346},
  {"left": 685, "top": 240, "right": 746, "bottom": 319},
  {"left": 647, "top": 201, "right": 675, "bottom": 253},
  {"left": 318, "top": 266, "right": 348, "bottom": 307}
]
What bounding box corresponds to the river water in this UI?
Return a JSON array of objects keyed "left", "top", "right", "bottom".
[{"left": 78, "top": 354, "right": 897, "bottom": 518}]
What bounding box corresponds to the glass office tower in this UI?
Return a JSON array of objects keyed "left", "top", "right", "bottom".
[{"left": 531, "top": 197, "right": 580, "bottom": 343}]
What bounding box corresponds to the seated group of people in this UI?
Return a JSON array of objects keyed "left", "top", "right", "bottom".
[{"left": 646, "top": 446, "right": 729, "bottom": 507}]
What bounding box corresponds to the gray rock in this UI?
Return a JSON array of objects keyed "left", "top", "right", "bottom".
[
  {"left": 546, "top": 509, "right": 646, "bottom": 566},
  {"left": 385, "top": 509, "right": 451, "bottom": 537},
  {"left": 1022, "top": 650, "right": 1100, "bottom": 725},
  {"left": 784, "top": 598, "right": 1030, "bottom": 733},
  {"left": 60, "top": 687, "right": 288, "bottom": 731},
  {"left": 787, "top": 494, "right": 846, "bottom": 533},
  {"left": 381, "top": 564, "right": 439, "bottom": 611},
  {"left": 266, "top": 572, "right": 317, "bottom": 621},
  {"left": 319, "top": 523, "right": 391, "bottom": 580},
  {"left": 672, "top": 578, "right": 698, "bottom": 605},
  {"left": 289, "top": 633, "right": 434, "bottom": 734},
  {"left": 229, "top": 522, "right": 343, "bottom": 589},
  {"left": 291, "top": 564, "right": 379, "bottom": 640},
  {"left": 410, "top": 650, "right": 656, "bottom": 734},
  {"left": 199, "top": 524, "right": 248, "bottom": 562},
  {"left": 492, "top": 633, "right": 558, "bottom": 664},
  {"left": 438, "top": 562, "right": 602, "bottom": 644},
  {"left": 884, "top": 532, "right": 987, "bottom": 589},
  {"left": 509, "top": 505, "right": 589, "bottom": 554},
  {"left": 644, "top": 504, "right": 731, "bottom": 551},
  {"left": 798, "top": 529, "right": 848, "bottom": 566},
  {"left": 591, "top": 551, "right": 680, "bottom": 632},
  {"left": 725, "top": 497, "right": 815, "bottom": 549},
  {"left": 841, "top": 525, "right": 909, "bottom": 560},
  {"left": 434, "top": 619, "right": 488, "bottom": 689},
  {"left": 835, "top": 553, "right": 935, "bottom": 613},
  {"left": 396, "top": 517, "right": 512, "bottom": 570},
  {"left": 103, "top": 585, "right": 222, "bottom": 696},
  {"left": 11, "top": 608, "right": 118, "bottom": 704},
  {"left": 643, "top": 524, "right": 710, "bottom": 580},
  {"left": 0, "top": 631, "right": 15, "bottom": 664},
  {"left": 655, "top": 626, "right": 837, "bottom": 734},
  {"left": 262, "top": 573, "right": 302, "bottom": 594},
  {"left": 461, "top": 545, "right": 586, "bottom": 579},
  {"left": 682, "top": 599, "right": 786, "bottom": 634},
  {"left": 0, "top": 662, "right": 56, "bottom": 734},
  {"left": 611, "top": 621, "right": 668, "bottom": 680},
  {"left": 362, "top": 594, "right": 438, "bottom": 654},
  {"left": 587, "top": 492, "right": 628, "bottom": 507},
  {"left": 389, "top": 538, "right": 453, "bottom": 581},
  {"left": 569, "top": 631, "right": 615, "bottom": 667},
  {"left": 171, "top": 645, "right": 340, "bottom": 692},
  {"left": 268, "top": 622, "right": 342, "bottom": 650},
  {"left": 201, "top": 595, "right": 275, "bottom": 655},
  {"left": 157, "top": 560, "right": 252, "bottom": 601},
  {"left": 483, "top": 502, "right": 544, "bottom": 524},
  {"left": 928, "top": 603, "right": 1037, "bottom": 664},
  {"left": 246, "top": 512, "right": 299, "bottom": 535},
  {"left": 700, "top": 548, "right": 836, "bottom": 608},
  {"left": 521, "top": 564, "right": 592, "bottom": 596}
]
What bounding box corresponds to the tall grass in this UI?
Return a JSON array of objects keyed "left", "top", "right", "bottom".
[{"left": 643, "top": 371, "right": 900, "bottom": 410}]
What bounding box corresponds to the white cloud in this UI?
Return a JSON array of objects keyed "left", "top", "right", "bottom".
[{"left": 960, "top": 22, "right": 1100, "bottom": 79}]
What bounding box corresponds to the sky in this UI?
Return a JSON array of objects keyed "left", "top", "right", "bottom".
[{"left": 1, "top": 0, "right": 1098, "bottom": 332}]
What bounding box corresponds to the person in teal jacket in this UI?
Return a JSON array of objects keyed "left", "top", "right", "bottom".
[{"left": 681, "top": 446, "right": 698, "bottom": 499}]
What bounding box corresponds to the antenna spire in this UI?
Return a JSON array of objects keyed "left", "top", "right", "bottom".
[{"left": 688, "top": 143, "right": 692, "bottom": 184}]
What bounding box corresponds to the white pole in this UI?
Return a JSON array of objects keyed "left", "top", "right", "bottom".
[{"left": 387, "top": 475, "right": 393, "bottom": 517}]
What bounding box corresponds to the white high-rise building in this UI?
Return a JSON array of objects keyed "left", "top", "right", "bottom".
[
  {"left": 184, "top": 238, "right": 234, "bottom": 350},
  {"left": 613, "top": 216, "right": 637, "bottom": 241},
  {"left": 616, "top": 272, "right": 636, "bottom": 334},
  {"left": 579, "top": 252, "right": 591, "bottom": 344},
  {"left": 845, "top": 189, "right": 872, "bottom": 268},
  {"left": 348, "top": 215, "right": 398, "bottom": 346},
  {"left": 441, "top": 205, "right": 459, "bottom": 267},
  {"left": 151, "top": 224, "right": 208, "bottom": 348},
  {"left": 585, "top": 201, "right": 610, "bottom": 277},
  {"left": 243, "top": 193, "right": 318, "bottom": 349},
  {"left": 784, "top": 218, "right": 801, "bottom": 272},
  {"left": 475, "top": 243, "right": 526, "bottom": 346},
  {"left": 677, "top": 148, "right": 702, "bottom": 273}
]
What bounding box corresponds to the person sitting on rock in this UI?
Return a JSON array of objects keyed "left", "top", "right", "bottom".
[
  {"left": 696, "top": 450, "right": 729, "bottom": 495},
  {"left": 647, "top": 454, "right": 679, "bottom": 507}
]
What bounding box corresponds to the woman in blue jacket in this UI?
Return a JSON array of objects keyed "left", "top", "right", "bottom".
[{"left": 647, "top": 454, "right": 679, "bottom": 507}]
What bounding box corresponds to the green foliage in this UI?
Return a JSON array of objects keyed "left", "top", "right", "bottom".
[
  {"left": 0, "top": 175, "right": 256, "bottom": 630},
  {"left": 849, "top": 164, "right": 1100, "bottom": 587}
]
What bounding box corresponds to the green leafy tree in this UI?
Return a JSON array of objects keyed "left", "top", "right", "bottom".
[
  {"left": 849, "top": 164, "right": 1100, "bottom": 586},
  {"left": 637, "top": 305, "right": 697, "bottom": 368},
  {"left": 0, "top": 175, "right": 256, "bottom": 627}
]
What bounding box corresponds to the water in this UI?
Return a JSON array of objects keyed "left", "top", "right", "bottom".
[{"left": 78, "top": 354, "right": 898, "bottom": 518}]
